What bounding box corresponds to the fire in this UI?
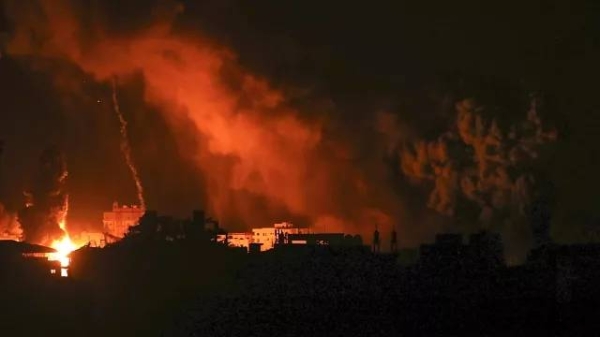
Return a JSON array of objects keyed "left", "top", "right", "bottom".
[
  {"left": 48, "top": 234, "right": 76, "bottom": 267},
  {"left": 47, "top": 219, "right": 81, "bottom": 277}
]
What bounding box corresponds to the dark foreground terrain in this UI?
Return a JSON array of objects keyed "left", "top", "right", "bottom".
[{"left": 2, "top": 241, "right": 600, "bottom": 336}]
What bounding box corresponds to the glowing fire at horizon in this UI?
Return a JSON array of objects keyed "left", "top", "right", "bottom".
[
  {"left": 46, "top": 201, "right": 83, "bottom": 276},
  {"left": 47, "top": 221, "right": 77, "bottom": 267}
]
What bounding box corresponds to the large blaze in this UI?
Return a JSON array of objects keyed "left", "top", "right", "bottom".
[
  {"left": 47, "top": 220, "right": 77, "bottom": 270},
  {"left": 16, "top": 146, "right": 84, "bottom": 276},
  {"left": 46, "top": 180, "right": 80, "bottom": 276}
]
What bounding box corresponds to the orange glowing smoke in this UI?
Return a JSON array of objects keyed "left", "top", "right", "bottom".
[{"left": 3, "top": 0, "right": 403, "bottom": 241}]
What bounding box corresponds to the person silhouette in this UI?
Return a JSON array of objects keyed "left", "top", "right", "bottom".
[{"left": 373, "top": 228, "right": 380, "bottom": 253}]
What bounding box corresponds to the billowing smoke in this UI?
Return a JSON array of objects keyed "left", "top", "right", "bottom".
[
  {"left": 18, "top": 146, "right": 68, "bottom": 245},
  {"left": 0, "top": 1, "right": 562, "bottom": 259},
  {"left": 389, "top": 97, "right": 557, "bottom": 262},
  {"left": 1, "top": 0, "right": 401, "bottom": 241},
  {"left": 111, "top": 77, "right": 146, "bottom": 209}
]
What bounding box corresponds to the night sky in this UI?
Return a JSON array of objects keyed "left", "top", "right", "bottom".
[{"left": 0, "top": 0, "right": 599, "bottom": 261}]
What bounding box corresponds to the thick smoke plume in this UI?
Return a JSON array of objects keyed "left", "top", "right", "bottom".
[
  {"left": 111, "top": 77, "right": 146, "bottom": 209},
  {"left": 2, "top": 0, "right": 400, "bottom": 240},
  {"left": 394, "top": 97, "right": 557, "bottom": 262},
  {"left": 18, "top": 146, "right": 69, "bottom": 245}
]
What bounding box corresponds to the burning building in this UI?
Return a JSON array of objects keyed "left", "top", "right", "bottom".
[
  {"left": 103, "top": 202, "right": 145, "bottom": 239},
  {"left": 1, "top": 240, "right": 64, "bottom": 278}
]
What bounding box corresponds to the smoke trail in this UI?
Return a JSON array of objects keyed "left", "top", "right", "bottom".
[{"left": 111, "top": 77, "right": 146, "bottom": 209}]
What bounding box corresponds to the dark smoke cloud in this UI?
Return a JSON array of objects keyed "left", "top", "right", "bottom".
[
  {"left": 381, "top": 96, "right": 557, "bottom": 262},
  {"left": 18, "top": 146, "right": 68, "bottom": 245}
]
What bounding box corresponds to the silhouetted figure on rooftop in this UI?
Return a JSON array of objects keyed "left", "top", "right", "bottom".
[
  {"left": 373, "top": 228, "right": 380, "bottom": 253},
  {"left": 391, "top": 228, "right": 398, "bottom": 253}
]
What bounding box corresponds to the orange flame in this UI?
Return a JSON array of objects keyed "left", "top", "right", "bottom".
[
  {"left": 47, "top": 219, "right": 79, "bottom": 271},
  {"left": 48, "top": 236, "right": 76, "bottom": 267}
]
